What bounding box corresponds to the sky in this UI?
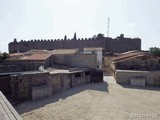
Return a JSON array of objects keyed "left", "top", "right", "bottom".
[{"left": 0, "top": 0, "right": 160, "bottom": 52}]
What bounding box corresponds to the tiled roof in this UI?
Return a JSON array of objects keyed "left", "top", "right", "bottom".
[
  {"left": 25, "top": 49, "right": 51, "bottom": 54},
  {"left": 9, "top": 53, "right": 24, "bottom": 56},
  {"left": 22, "top": 53, "right": 51, "bottom": 61},
  {"left": 112, "top": 55, "right": 146, "bottom": 63},
  {"left": 106, "top": 51, "right": 156, "bottom": 63},
  {"left": 6, "top": 54, "right": 24, "bottom": 61},
  {"left": 111, "top": 51, "right": 145, "bottom": 61},
  {"left": 84, "top": 47, "right": 103, "bottom": 51},
  {"left": 52, "top": 49, "right": 78, "bottom": 55}
]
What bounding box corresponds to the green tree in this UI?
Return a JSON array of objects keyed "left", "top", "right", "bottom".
[
  {"left": 97, "top": 33, "right": 105, "bottom": 38},
  {"left": 92, "top": 33, "right": 105, "bottom": 39},
  {"left": 149, "top": 47, "right": 160, "bottom": 56},
  {"left": 0, "top": 52, "right": 10, "bottom": 62}
]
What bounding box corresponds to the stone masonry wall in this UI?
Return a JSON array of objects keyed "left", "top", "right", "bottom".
[
  {"left": 8, "top": 37, "right": 141, "bottom": 53},
  {"left": 53, "top": 54, "right": 97, "bottom": 69},
  {"left": 74, "top": 54, "right": 97, "bottom": 68},
  {"left": 10, "top": 71, "right": 91, "bottom": 101},
  {"left": 115, "top": 70, "right": 160, "bottom": 86},
  {"left": 116, "top": 57, "right": 160, "bottom": 70},
  {"left": 0, "top": 65, "right": 23, "bottom": 73}
]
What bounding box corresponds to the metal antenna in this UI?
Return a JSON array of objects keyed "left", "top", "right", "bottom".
[{"left": 107, "top": 17, "right": 110, "bottom": 37}]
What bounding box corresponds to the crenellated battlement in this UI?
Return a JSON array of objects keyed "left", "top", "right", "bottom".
[
  {"left": 11, "top": 37, "right": 108, "bottom": 43},
  {"left": 8, "top": 34, "right": 141, "bottom": 53}
]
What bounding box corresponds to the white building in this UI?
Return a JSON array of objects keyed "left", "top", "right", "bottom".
[{"left": 83, "top": 47, "right": 103, "bottom": 69}]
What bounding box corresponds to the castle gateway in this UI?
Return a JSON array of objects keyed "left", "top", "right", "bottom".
[{"left": 8, "top": 34, "right": 141, "bottom": 53}]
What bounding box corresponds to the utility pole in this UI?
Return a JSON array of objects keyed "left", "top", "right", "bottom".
[{"left": 107, "top": 17, "right": 110, "bottom": 37}]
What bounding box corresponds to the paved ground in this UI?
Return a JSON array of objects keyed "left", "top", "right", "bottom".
[{"left": 15, "top": 76, "right": 160, "bottom": 120}]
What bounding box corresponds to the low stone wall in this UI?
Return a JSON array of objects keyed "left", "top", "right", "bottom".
[
  {"left": 130, "top": 78, "right": 145, "bottom": 87},
  {"left": 32, "top": 85, "right": 52, "bottom": 101},
  {"left": 115, "top": 70, "right": 160, "bottom": 86},
  {"left": 10, "top": 71, "right": 91, "bottom": 101},
  {"left": 0, "top": 65, "right": 23, "bottom": 73}
]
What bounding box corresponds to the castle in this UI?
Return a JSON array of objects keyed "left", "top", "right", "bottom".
[{"left": 8, "top": 34, "right": 141, "bottom": 53}]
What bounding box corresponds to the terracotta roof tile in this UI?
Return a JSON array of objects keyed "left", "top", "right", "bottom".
[
  {"left": 108, "top": 50, "right": 159, "bottom": 64},
  {"left": 84, "top": 47, "right": 103, "bottom": 51},
  {"left": 25, "top": 49, "right": 51, "bottom": 54},
  {"left": 6, "top": 53, "right": 24, "bottom": 61},
  {"left": 52, "top": 49, "right": 78, "bottom": 55},
  {"left": 111, "top": 51, "right": 147, "bottom": 62},
  {"left": 22, "top": 53, "right": 51, "bottom": 61},
  {"left": 9, "top": 53, "right": 24, "bottom": 56},
  {"left": 105, "top": 51, "right": 158, "bottom": 63}
]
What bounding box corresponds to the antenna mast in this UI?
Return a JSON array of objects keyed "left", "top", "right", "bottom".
[{"left": 107, "top": 17, "right": 110, "bottom": 37}]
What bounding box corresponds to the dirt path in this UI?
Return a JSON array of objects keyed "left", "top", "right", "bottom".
[{"left": 15, "top": 76, "right": 160, "bottom": 120}]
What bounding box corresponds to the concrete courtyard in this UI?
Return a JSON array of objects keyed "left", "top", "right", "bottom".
[{"left": 15, "top": 76, "right": 160, "bottom": 120}]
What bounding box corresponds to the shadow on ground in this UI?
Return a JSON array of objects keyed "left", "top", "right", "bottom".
[
  {"left": 15, "top": 81, "right": 109, "bottom": 114},
  {"left": 121, "top": 84, "right": 160, "bottom": 91}
]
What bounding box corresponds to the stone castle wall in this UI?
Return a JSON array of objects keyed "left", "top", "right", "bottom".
[{"left": 8, "top": 36, "right": 141, "bottom": 53}]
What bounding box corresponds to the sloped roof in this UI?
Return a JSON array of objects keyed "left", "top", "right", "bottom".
[
  {"left": 22, "top": 53, "right": 51, "bottom": 61},
  {"left": 25, "top": 49, "right": 51, "bottom": 54},
  {"left": 84, "top": 47, "right": 103, "bottom": 51},
  {"left": 9, "top": 53, "right": 24, "bottom": 56},
  {"left": 52, "top": 49, "right": 78, "bottom": 55},
  {"left": 6, "top": 56, "right": 23, "bottom": 61},
  {"left": 111, "top": 51, "right": 145, "bottom": 61},
  {"left": 6, "top": 53, "right": 24, "bottom": 61},
  {"left": 107, "top": 51, "right": 157, "bottom": 63}
]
